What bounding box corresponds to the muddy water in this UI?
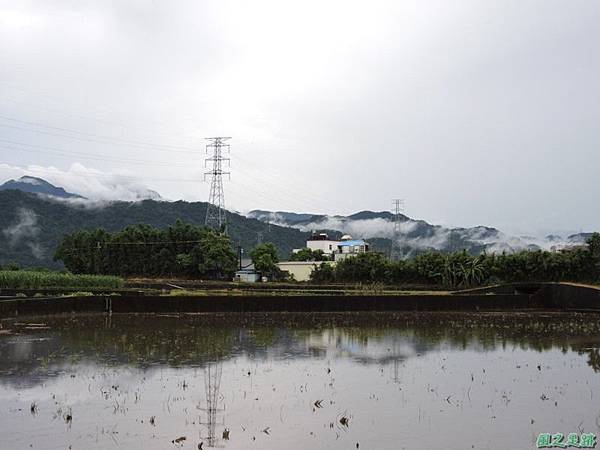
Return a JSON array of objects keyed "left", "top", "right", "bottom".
[{"left": 1, "top": 312, "right": 600, "bottom": 450}]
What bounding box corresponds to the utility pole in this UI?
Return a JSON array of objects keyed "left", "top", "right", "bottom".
[
  {"left": 391, "top": 199, "right": 405, "bottom": 261},
  {"left": 204, "top": 137, "right": 231, "bottom": 233}
]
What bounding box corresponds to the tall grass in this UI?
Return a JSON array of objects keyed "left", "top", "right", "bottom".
[{"left": 0, "top": 270, "right": 124, "bottom": 290}]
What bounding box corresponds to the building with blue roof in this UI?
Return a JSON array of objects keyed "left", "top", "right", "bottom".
[{"left": 335, "top": 236, "right": 370, "bottom": 261}]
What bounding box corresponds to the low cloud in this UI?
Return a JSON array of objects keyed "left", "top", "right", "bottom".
[
  {"left": 0, "top": 163, "right": 162, "bottom": 202},
  {"left": 295, "top": 217, "right": 397, "bottom": 238},
  {"left": 281, "top": 215, "right": 589, "bottom": 254},
  {"left": 3, "top": 208, "right": 44, "bottom": 259}
]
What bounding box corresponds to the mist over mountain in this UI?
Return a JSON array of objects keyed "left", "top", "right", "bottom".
[
  {"left": 0, "top": 190, "right": 306, "bottom": 269},
  {"left": 247, "top": 210, "right": 593, "bottom": 256},
  {"left": 0, "top": 176, "right": 595, "bottom": 270},
  {"left": 0, "top": 176, "right": 84, "bottom": 199},
  {"left": 0, "top": 168, "right": 164, "bottom": 202}
]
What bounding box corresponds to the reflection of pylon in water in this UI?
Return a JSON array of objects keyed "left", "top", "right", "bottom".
[
  {"left": 393, "top": 359, "right": 400, "bottom": 383},
  {"left": 199, "top": 362, "right": 225, "bottom": 448}
]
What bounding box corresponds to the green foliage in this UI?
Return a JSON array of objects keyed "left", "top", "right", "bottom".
[
  {"left": 334, "top": 253, "right": 389, "bottom": 283},
  {"left": 290, "top": 248, "right": 329, "bottom": 262},
  {"left": 54, "top": 220, "right": 238, "bottom": 279},
  {"left": 0, "top": 270, "right": 123, "bottom": 289},
  {"left": 310, "top": 233, "right": 600, "bottom": 287},
  {"left": 198, "top": 231, "right": 238, "bottom": 278},
  {"left": 250, "top": 243, "right": 282, "bottom": 279},
  {"left": 0, "top": 190, "right": 308, "bottom": 269},
  {"left": 310, "top": 262, "right": 335, "bottom": 283},
  {"left": 1, "top": 262, "right": 21, "bottom": 271}
]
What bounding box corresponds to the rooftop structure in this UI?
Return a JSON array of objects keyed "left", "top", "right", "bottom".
[
  {"left": 295, "top": 233, "right": 370, "bottom": 261},
  {"left": 335, "top": 238, "right": 369, "bottom": 262},
  {"left": 305, "top": 232, "right": 339, "bottom": 255}
]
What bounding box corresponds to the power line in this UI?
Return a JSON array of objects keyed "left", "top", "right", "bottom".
[
  {"left": 55, "top": 239, "right": 207, "bottom": 256},
  {"left": 204, "top": 137, "right": 231, "bottom": 233},
  {"left": 0, "top": 82, "right": 200, "bottom": 140},
  {"left": 0, "top": 122, "right": 199, "bottom": 154},
  {"left": 0, "top": 140, "right": 193, "bottom": 167},
  {"left": 0, "top": 115, "right": 199, "bottom": 153},
  {"left": 0, "top": 163, "right": 203, "bottom": 184}
]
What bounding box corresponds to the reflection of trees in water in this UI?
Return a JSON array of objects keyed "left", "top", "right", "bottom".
[
  {"left": 575, "top": 347, "right": 600, "bottom": 372},
  {"left": 2, "top": 313, "right": 600, "bottom": 387}
]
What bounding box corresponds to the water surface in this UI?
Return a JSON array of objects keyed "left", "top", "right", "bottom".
[{"left": 1, "top": 312, "right": 600, "bottom": 450}]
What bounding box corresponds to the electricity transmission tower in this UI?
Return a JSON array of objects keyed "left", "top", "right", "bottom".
[
  {"left": 391, "top": 199, "right": 405, "bottom": 261},
  {"left": 204, "top": 137, "right": 231, "bottom": 233}
]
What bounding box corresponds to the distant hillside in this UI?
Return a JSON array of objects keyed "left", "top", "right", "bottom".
[
  {"left": 0, "top": 190, "right": 308, "bottom": 269},
  {"left": 3, "top": 188, "right": 596, "bottom": 270},
  {"left": 248, "top": 209, "right": 593, "bottom": 255},
  {"left": 0, "top": 176, "right": 84, "bottom": 199},
  {"left": 248, "top": 210, "right": 321, "bottom": 225}
]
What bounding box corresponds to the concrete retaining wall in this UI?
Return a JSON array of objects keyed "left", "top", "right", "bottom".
[
  {"left": 533, "top": 283, "right": 600, "bottom": 311},
  {"left": 2, "top": 283, "right": 598, "bottom": 318},
  {"left": 0, "top": 293, "right": 537, "bottom": 318},
  {"left": 0, "top": 296, "right": 107, "bottom": 317}
]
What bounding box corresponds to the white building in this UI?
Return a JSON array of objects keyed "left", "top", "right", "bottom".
[
  {"left": 305, "top": 233, "right": 339, "bottom": 255},
  {"left": 234, "top": 269, "right": 261, "bottom": 283},
  {"left": 293, "top": 233, "right": 370, "bottom": 262},
  {"left": 282, "top": 234, "right": 370, "bottom": 281}
]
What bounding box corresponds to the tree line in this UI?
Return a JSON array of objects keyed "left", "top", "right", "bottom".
[
  {"left": 311, "top": 233, "right": 600, "bottom": 287},
  {"left": 53, "top": 220, "right": 600, "bottom": 287},
  {"left": 54, "top": 220, "right": 238, "bottom": 278}
]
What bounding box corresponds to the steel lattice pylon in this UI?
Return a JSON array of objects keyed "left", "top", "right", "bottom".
[
  {"left": 391, "top": 198, "right": 405, "bottom": 261},
  {"left": 204, "top": 137, "right": 231, "bottom": 233}
]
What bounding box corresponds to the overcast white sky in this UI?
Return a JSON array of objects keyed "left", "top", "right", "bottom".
[{"left": 0, "top": 0, "right": 599, "bottom": 235}]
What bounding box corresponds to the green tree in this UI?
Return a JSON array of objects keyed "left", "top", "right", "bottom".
[
  {"left": 251, "top": 243, "right": 281, "bottom": 279},
  {"left": 587, "top": 233, "right": 600, "bottom": 281},
  {"left": 198, "top": 231, "right": 237, "bottom": 279},
  {"left": 54, "top": 220, "right": 238, "bottom": 280},
  {"left": 2, "top": 261, "right": 20, "bottom": 271},
  {"left": 310, "top": 262, "right": 335, "bottom": 283},
  {"left": 334, "top": 253, "right": 388, "bottom": 283},
  {"left": 290, "top": 248, "right": 328, "bottom": 262}
]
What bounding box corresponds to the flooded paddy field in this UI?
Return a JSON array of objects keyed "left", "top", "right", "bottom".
[{"left": 1, "top": 312, "right": 600, "bottom": 450}]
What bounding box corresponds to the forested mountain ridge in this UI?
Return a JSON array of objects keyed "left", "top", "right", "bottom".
[
  {"left": 0, "top": 190, "right": 307, "bottom": 269},
  {"left": 2, "top": 187, "right": 596, "bottom": 270}
]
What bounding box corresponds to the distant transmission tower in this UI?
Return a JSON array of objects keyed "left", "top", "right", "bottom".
[
  {"left": 204, "top": 137, "right": 231, "bottom": 233},
  {"left": 391, "top": 199, "right": 405, "bottom": 260}
]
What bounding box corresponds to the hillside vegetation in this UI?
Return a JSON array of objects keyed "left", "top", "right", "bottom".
[
  {"left": 312, "top": 233, "right": 600, "bottom": 288},
  {"left": 54, "top": 221, "right": 238, "bottom": 279},
  {"left": 0, "top": 190, "right": 308, "bottom": 269}
]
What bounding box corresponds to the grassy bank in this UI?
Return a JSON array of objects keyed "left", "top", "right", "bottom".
[{"left": 0, "top": 270, "right": 124, "bottom": 290}]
